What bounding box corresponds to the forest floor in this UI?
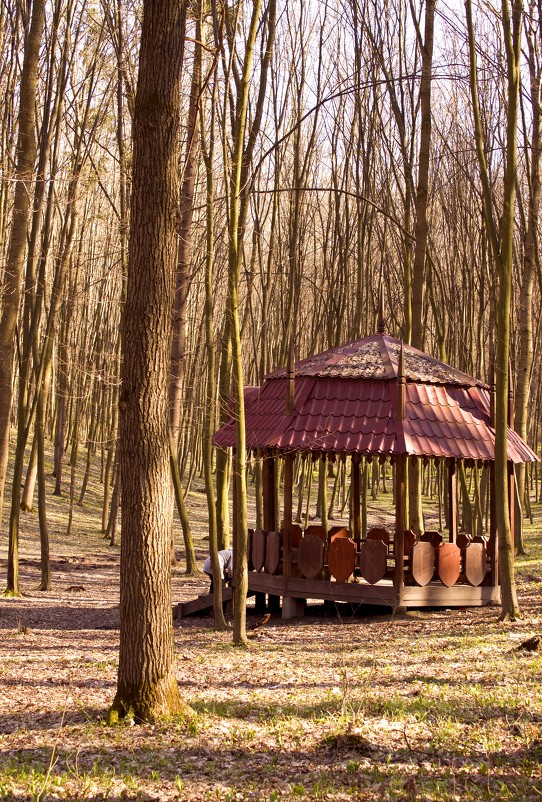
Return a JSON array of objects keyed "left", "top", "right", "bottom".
[{"left": 0, "top": 467, "right": 541, "bottom": 801}]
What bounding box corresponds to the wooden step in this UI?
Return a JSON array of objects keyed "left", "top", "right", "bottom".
[{"left": 174, "top": 586, "right": 233, "bottom": 619}]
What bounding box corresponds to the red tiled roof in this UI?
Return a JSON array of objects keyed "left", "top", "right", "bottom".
[{"left": 213, "top": 334, "right": 538, "bottom": 464}]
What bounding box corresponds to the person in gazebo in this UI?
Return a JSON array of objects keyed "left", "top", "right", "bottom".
[{"left": 203, "top": 549, "right": 233, "bottom": 593}]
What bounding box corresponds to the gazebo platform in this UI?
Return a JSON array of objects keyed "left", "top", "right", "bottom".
[{"left": 247, "top": 572, "right": 501, "bottom": 615}]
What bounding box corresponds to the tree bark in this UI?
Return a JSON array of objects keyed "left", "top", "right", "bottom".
[
  {"left": 0, "top": 0, "right": 45, "bottom": 568},
  {"left": 466, "top": 0, "right": 522, "bottom": 620},
  {"left": 109, "top": 0, "right": 190, "bottom": 723}
]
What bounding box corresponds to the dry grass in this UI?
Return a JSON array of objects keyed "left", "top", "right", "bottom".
[{"left": 0, "top": 464, "right": 541, "bottom": 801}]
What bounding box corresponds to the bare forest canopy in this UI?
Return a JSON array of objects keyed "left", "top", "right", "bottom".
[{"left": 0, "top": 0, "right": 541, "bottom": 562}]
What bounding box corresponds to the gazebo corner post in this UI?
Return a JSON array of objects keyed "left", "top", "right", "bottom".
[
  {"left": 283, "top": 451, "right": 294, "bottom": 580},
  {"left": 351, "top": 455, "right": 361, "bottom": 545},
  {"left": 231, "top": 447, "right": 238, "bottom": 617},
  {"left": 447, "top": 458, "right": 457, "bottom": 543},
  {"left": 282, "top": 449, "right": 304, "bottom": 619},
  {"left": 488, "top": 459, "right": 499, "bottom": 590},
  {"left": 487, "top": 357, "right": 499, "bottom": 592},
  {"left": 394, "top": 453, "right": 407, "bottom": 609},
  {"left": 507, "top": 460, "right": 515, "bottom": 559},
  {"left": 262, "top": 449, "right": 276, "bottom": 531}
]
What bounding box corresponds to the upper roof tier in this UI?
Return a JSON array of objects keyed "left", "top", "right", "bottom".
[{"left": 268, "top": 333, "right": 487, "bottom": 387}]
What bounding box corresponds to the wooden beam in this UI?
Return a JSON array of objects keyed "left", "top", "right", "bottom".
[
  {"left": 447, "top": 459, "right": 457, "bottom": 543},
  {"left": 508, "top": 461, "right": 515, "bottom": 567},
  {"left": 262, "top": 452, "right": 276, "bottom": 531},
  {"left": 394, "top": 454, "right": 406, "bottom": 596},
  {"left": 231, "top": 449, "right": 238, "bottom": 579},
  {"left": 351, "top": 457, "right": 361, "bottom": 544},
  {"left": 283, "top": 452, "right": 294, "bottom": 579},
  {"left": 488, "top": 462, "right": 498, "bottom": 585}
]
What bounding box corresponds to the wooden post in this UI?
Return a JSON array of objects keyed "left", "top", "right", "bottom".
[
  {"left": 262, "top": 451, "right": 276, "bottom": 531},
  {"left": 361, "top": 459, "right": 368, "bottom": 539},
  {"left": 283, "top": 452, "right": 294, "bottom": 579},
  {"left": 394, "top": 341, "right": 407, "bottom": 605},
  {"left": 351, "top": 456, "right": 361, "bottom": 544},
  {"left": 447, "top": 459, "right": 457, "bottom": 543},
  {"left": 394, "top": 454, "right": 406, "bottom": 600},
  {"left": 232, "top": 448, "right": 238, "bottom": 578},
  {"left": 508, "top": 461, "right": 515, "bottom": 559},
  {"left": 507, "top": 359, "right": 519, "bottom": 554},
  {"left": 488, "top": 355, "right": 499, "bottom": 587},
  {"left": 488, "top": 462, "right": 498, "bottom": 586}
]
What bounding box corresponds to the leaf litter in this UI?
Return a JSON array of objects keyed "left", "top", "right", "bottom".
[{"left": 0, "top": 485, "right": 540, "bottom": 801}]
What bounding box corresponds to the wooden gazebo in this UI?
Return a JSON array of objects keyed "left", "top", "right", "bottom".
[{"left": 214, "top": 332, "right": 538, "bottom": 618}]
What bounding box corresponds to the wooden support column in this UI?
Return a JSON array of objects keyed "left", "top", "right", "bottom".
[
  {"left": 283, "top": 452, "right": 294, "bottom": 580},
  {"left": 232, "top": 449, "right": 238, "bottom": 579},
  {"left": 488, "top": 357, "right": 498, "bottom": 587},
  {"left": 394, "top": 454, "right": 406, "bottom": 597},
  {"left": 447, "top": 459, "right": 457, "bottom": 543},
  {"left": 488, "top": 462, "right": 498, "bottom": 585},
  {"left": 508, "top": 461, "right": 515, "bottom": 563},
  {"left": 262, "top": 451, "right": 276, "bottom": 531},
  {"left": 507, "top": 360, "right": 517, "bottom": 556},
  {"left": 351, "top": 456, "right": 361, "bottom": 544}
]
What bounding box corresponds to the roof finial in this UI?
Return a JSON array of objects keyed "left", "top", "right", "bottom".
[
  {"left": 377, "top": 270, "right": 385, "bottom": 334},
  {"left": 488, "top": 343, "right": 495, "bottom": 427},
  {"left": 286, "top": 334, "right": 295, "bottom": 414},
  {"left": 397, "top": 340, "right": 406, "bottom": 420},
  {"left": 508, "top": 356, "right": 515, "bottom": 428}
]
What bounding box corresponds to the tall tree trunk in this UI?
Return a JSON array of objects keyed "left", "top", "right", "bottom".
[
  {"left": 466, "top": 0, "right": 522, "bottom": 620},
  {"left": 0, "top": 0, "right": 45, "bottom": 567},
  {"left": 227, "top": 0, "right": 265, "bottom": 647},
  {"left": 109, "top": 0, "right": 190, "bottom": 723},
  {"left": 515, "top": 1, "right": 540, "bottom": 553}
]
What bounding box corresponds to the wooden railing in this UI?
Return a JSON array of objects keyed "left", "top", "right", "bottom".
[{"left": 248, "top": 527, "right": 489, "bottom": 588}]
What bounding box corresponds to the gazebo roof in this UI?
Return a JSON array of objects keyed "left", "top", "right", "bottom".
[
  {"left": 214, "top": 333, "right": 538, "bottom": 464},
  {"left": 267, "top": 333, "right": 486, "bottom": 386}
]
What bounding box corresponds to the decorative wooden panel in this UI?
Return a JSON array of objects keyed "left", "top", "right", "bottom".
[
  {"left": 298, "top": 535, "right": 325, "bottom": 579},
  {"left": 248, "top": 528, "right": 254, "bottom": 571},
  {"left": 367, "top": 527, "right": 390, "bottom": 549},
  {"left": 464, "top": 542, "right": 487, "bottom": 587},
  {"left": 252, "top": 529, "right": 266, "bottom": 572},
  {"left": 305, "top": 525, "right": 327, "bottom": 542},
  {"left": 291, "top": 524, "right": 303, "bottom": 548},
  {"left": 456, "top": 532, "right": 472, "bottom": 549},
  {"left": 265, "top": 531, "right": 282, "bottom": 575},
  {"left": 403, "top": 529, "right": 416, "bottom": 556},
  {"left": 437, "top": 543, "right": 461, "bottom": 587},
  {"left": 410, "top": 541, "right": 434, "bottom": 586},
  {"left": 329, "top": 526, "right": 349, "bottom": 542},
  {"left": 359, "top": 539, "right": 387, "bottom": 584},
  {"left": 328, "top": 537, "right": 356, "bottom": 582},
  {"left": 421, "top": 530, "right": 443, "bottom": 548}
]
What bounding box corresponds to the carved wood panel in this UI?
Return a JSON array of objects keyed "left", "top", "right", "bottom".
[
  {"left": 359, "top": 539, "right": 387, "bottom": 584},
  {"left": 437, "top": 543, "right": 461, "bottom": 587},
  {"left": 252, "top": 529, "right": 266, "bottom": 572},
  {"left": 328, "top": 537, "right": 356, "bottom": 582},
  {"left": 298, "top": 534, "right": 325, "bottom": 579},
  {"left": 464, "top": 542, "right": 487, "bottom": 586},
  {"left": 410, "top": 541, "right": 434, "bottom": 586},
  {"left": 265, "top": 531, "right": 282, "bottom": 575}
]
